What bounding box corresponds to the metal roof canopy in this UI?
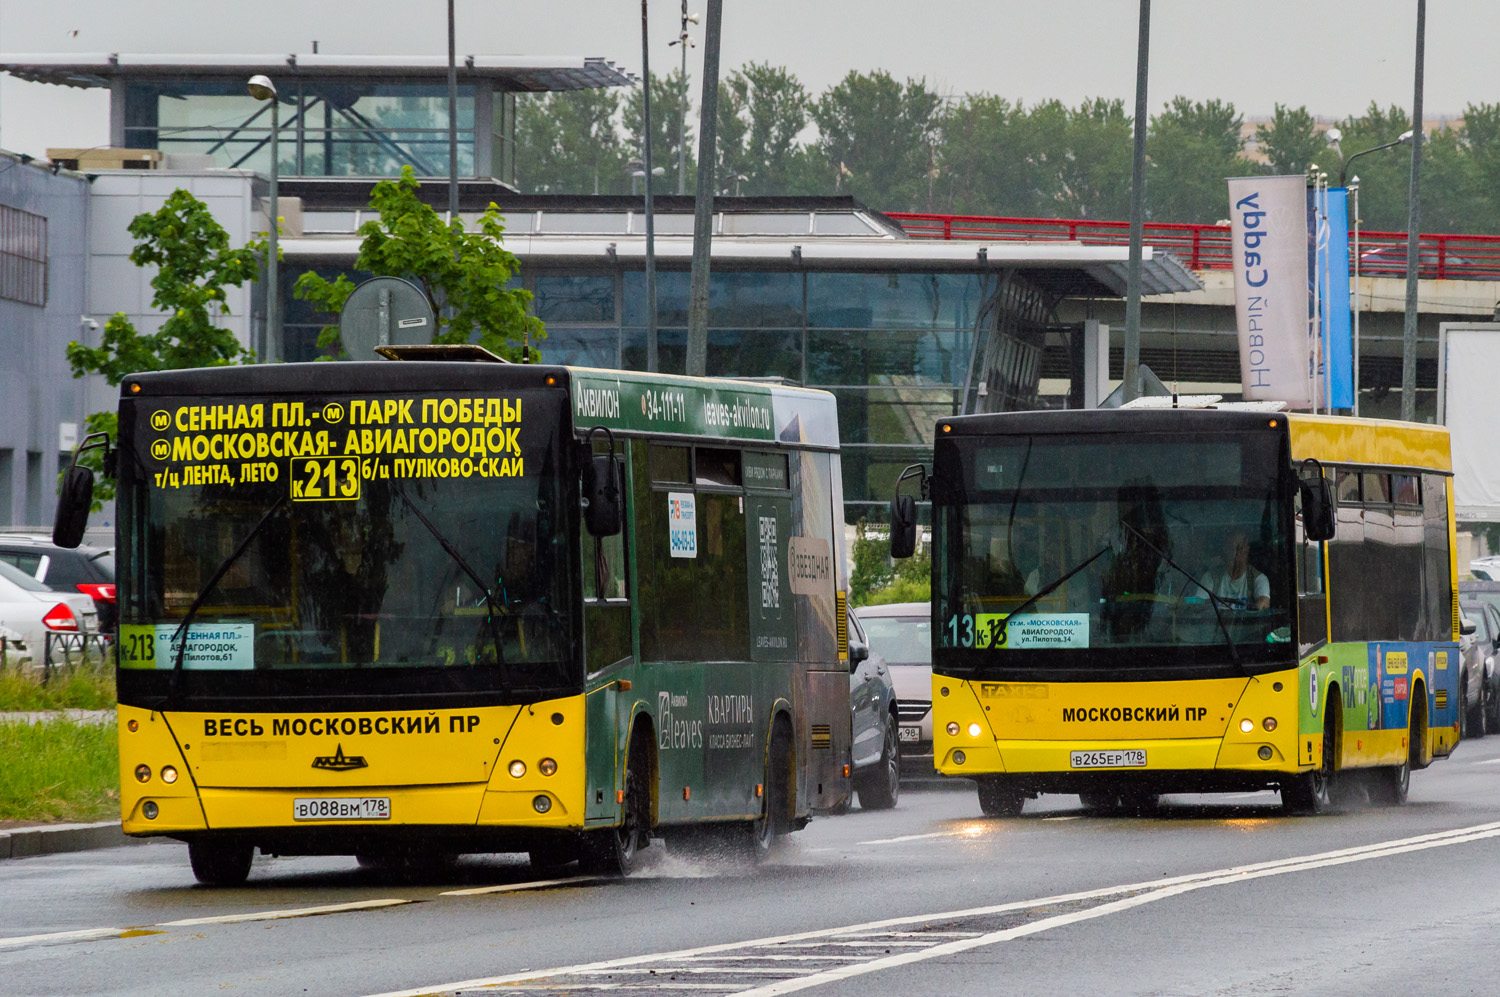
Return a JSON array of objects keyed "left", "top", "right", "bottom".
[{"left": 0, "top": 53, "right": 635, "bottom": 92}]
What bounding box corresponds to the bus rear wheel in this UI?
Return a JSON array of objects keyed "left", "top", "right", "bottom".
[
  {"left": 749, "top": 719, "right": 793, "bottom": 861},
  {"left": 976, "top": 777, "right": 1025, "bottom": 817},
  {"left": 188, "top": 840, "right": 253, "bottom": 886},
  {"left": 580, "top": 733, "right": 649, "bottom": 876},
  {"left": 1282, "top": 710, "right": 1337, "bottom": 815}
]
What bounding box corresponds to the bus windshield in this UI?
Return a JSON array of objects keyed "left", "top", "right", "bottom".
[
  {"left": 932, "top": 430, "right": 1292, "bottom": 677},
  {"left": 118, "top": 388, "right": 576, "bottom": 698}
]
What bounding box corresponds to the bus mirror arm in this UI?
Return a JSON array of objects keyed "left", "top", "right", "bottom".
[
  {"left": 582, "top": 426, "right": 623, "bottom": 538},
  {"left": 890, "top": 463, "right": 929, "bottom": 560},
  {"left": 53, "top": 431, "right": 112, "bottom": 549}
]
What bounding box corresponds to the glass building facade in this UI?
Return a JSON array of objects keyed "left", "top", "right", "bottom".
[{"left": 284, "top": 266, "right": 1009, "bottom": 523}]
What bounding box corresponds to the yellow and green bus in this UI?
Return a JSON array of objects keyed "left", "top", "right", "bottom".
[
  {"left": 56, "top": 356, "right": 855, "bottom": 883},
  {"left": 891, "top": 408, "right": 1460, "bottom": 816}
]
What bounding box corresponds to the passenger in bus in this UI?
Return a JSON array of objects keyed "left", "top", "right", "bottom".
[{"left": 1202, "top": 531, "right": 1271, "bottom": 610}]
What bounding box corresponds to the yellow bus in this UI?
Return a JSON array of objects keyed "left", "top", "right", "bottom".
[
  {"left": 890, "top": 408, "right": 1461, "bottom": 816},
  {"left": 55, "top": 355, "right": 856, "bottom": 883}
]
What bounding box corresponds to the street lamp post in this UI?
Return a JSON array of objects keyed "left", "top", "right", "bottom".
[
  {"left": 670, "top": 2, "right": 699, "bottom": 196},
  {"left": 1338, "top": 130, "right": 1412, "bottom": 188},
  {"left": 248, "top": 75, "right": 279, "bottom": 363}
]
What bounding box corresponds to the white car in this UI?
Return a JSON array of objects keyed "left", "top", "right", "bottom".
[
  {"left": 855, "top": 602, "right": 934, "bottom": 775},
  {"left": 0, "top": 557, "right": 97, "bottom": 667}
]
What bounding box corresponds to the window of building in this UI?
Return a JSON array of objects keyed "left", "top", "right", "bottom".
[{"left": 0, "top": 204, "right": 47, "bottom": 307}]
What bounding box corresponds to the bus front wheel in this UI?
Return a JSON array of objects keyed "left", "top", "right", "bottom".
[
  {"left": 976, "top": 777, "right": 1025, "bottom": 817},
  {"left": 1282, "top": 710, "right": 1337, "bottom": 815},
  {"left": 188, "top": 840, "right": 253, "bottom": 886},
  {"left": 580, "top": 733, "right": 649, "bottom": 876}
]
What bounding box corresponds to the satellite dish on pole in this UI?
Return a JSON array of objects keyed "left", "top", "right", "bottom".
[{"left": 338, "top": 276, "right": 437, "bottom": 358}]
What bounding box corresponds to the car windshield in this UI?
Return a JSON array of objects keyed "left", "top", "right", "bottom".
[
  {"left": 932, "top": 430, "right": 1292, "bottom": 677},
  {"left": 120, "top": 389, "right": 576, "bottom": 694},
  {"left": 859, "top": 615, "right": 933, "bottom": 665}
]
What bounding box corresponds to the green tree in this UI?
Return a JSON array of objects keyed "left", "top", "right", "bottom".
[
  {"left": 936, "top": 94, "right": 1046, "bottom": 216},
  {"left": 1048, "top": 98, "right": 1135, "bottom": 220},
  {"left": 849, "top": 519, "right": 894, "bottom": 606},
  {"left": 1256, "top": 103, "right": 1326, "bottom": 175},
  {"left": 64, "top": 189, "right": 264, "bottom": 506},
  {"left": 624, "top": 68, "right": 694, "bottom": 195},
  {"left": 293, "top": 167, "right": 542, "bottom": 361},
  {"left": 717, "top": 63, "right": 820, "bottom": 196},
  {"left": 513, "top": 89, "right": 628, "bottom": 194},
  {"left": 1147, "top": 97, "right": 1254, "bottom": 223},
  {"left": 812, "top": 70, "right": 943, "bottom": 211}
]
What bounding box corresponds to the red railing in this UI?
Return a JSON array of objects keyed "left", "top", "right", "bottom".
[{"left": 886, "top": 212, "right": 1500, "bottom": 281}]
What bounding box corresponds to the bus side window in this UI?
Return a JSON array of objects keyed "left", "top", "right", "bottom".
[{"left": 584, "top": 443, "right": 631, "bottom": 675}]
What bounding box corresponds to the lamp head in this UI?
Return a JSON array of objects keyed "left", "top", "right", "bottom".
[
  {"left": 247, "top": 75, "right": 278, "bottom": 101},
  {"left": 1325, "top": 127, "right": 1343, "bottom": 144},
  {"left": 1399, "top": 129, "right": 1414, "bottom": 144}
]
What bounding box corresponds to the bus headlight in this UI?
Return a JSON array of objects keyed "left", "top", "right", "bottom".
[
  {"left": 135, "top": 764, "right": 151, "bottom": 783},
  {"left": 1262, "top": 717, "right": 1277, "bottom": 732},
  {"left": 509, "top": 760, "right": 527, "bottom": 778},
  {"left": 946, "top": 722, "right": 960, "bottom": 736},
  {"left": 161, "top": 766, "right": 178, "bottom": 784},
  {"left": 1240, "top": 719, "right": 1254, "bottom": 733},
  {"left": 967, "top": 723, "right": 983, "bottom": 737},
  {"left": 1258, "top": 746, "right": 1274, "bottom": 760},
  {"left": 538, "top": 758, "right": 557, "bottom": 777},
  {"left": 532, "top": 794, "right": 552, "bottom": 813},
  {"left": 953, "top": 750, "right": 967, "bottom": 765},
  {"left": 142, "top": 801, "right": 159, "bottom": 820}
]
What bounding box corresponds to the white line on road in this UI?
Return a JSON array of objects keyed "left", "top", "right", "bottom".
[
  {"left": 441, "top": 876, "right": 602, "bottom": 896},
  {"left": 364, "top": 819, "right": 1500, "bottom": 997},
  {"left": 855, "top": 830, "right": 966, "bottom": 845},
  {"left": 157, "top": 898, "right": 411, "bottom": 926},
  {"left": 0, "top": 927, "right": 131, "bottom": 949},
  {"left": 1041, "top": 815, "right": 1083, "bottom": 821}
]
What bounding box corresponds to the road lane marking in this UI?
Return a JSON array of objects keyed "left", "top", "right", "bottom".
[
  {"left": 365, "top": 819, "right": 1500, "bottom": 997},
  {"left": 1042, "top": 815, "right": 1083, "bottom": 821},
  {"left": 157, "top": 898, "right": 411, "bottom": 926},
  {"left": 441, "top": 876, "right": 603, "bottom": 896},
  {"left": 855, "top": 830, "right": 965, "bottom": 845},
  {"left": 0, "top": 927, "right": 131, "bottom": 949}
]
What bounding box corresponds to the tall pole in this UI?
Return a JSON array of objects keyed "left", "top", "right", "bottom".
[
  {"left": 1352, "top": 182, "right": 1361, "bottom": 416},
  {"left": 447, "top": 0, "right": 459, "bottom": 222},
  {"left": 641, "top": 0, "right": 659, "bottom": 372},
  {"left": 685, "top": 0, "right": 723, "bottom": 377},
  {"left": 1401, "top": 0, "right": 1425, "bottom": 423},
  {"left": 1122, "top": 0, "right": 1150, "bottom": 403},
  {"left": 677, "top": 0, "right": 690, "bottom": 195},
  {"left": 267, "top": 96, "right": 279, "bottom": 363}
]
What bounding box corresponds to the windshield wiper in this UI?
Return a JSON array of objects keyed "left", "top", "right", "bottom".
[
  {"left": 987, "top": 544, "right": 1112, "bottom": 647},
  {"left": 394, "top": 487, "right": 511, "bottom": 691},
  {"left": 169, "top": 496, "right": 287, "bottom": 701},
  {"left": 1114, "top": 518, "right": 1242, "bottom": 672}
]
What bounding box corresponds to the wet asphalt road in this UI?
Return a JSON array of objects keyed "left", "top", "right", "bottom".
[{"left": 6, "top": 739, "right": 1500, "bottom": 997}]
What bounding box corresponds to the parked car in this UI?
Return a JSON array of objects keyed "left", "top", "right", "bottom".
[
  {"left": 847, "top": 609, "right": 900, "bottom": 809},
  {"left": 1461, "top": 579, "right": 1500, "bottom": 621},
  {"left": 854, "top": 602, "right": 934, "bottom": 776},
  {"left": 1468, "top": 556, "right": 1500, "bottom": 581},
  {"left": 0, "top": 534, "right": 116, "bottom": 633},
  {"left": 1459, "top": 598, "right": 1500, "bottom": 735},
  {"left": 0, "top": 558, "right": 98, "bottom": 666}
]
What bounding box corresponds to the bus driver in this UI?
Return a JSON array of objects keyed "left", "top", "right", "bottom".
[{"left": 1202, "top": 530, "right": 1270, "bottom": 610}]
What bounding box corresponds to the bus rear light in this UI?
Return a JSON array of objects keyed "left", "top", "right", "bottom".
[
  {"left": 1240, "top": 719, "right": 1255, "bottom": 733},
  {"left": 135, "top": 764, "right": 151, "bottom": 783},
  {"left": 967, "top": 723, "right": 982, "bottom": 737},
  {"left": 946, "top": 722, "right": 960, "bottom": 736},
  {"left": 508, "top": 760, "right": 526, "bottom": 778},
  {"left": 538, "top": 758, "right": 557, "bottom": 777},
  {"left": 42, "top": 603, "right": 78, "bottom": 631},
  {"left": 161, "top": 766, "right": 178, "bottom": 784},
  {"left": 1262, "top": 718, "right": 1277, "bottom": 732}
]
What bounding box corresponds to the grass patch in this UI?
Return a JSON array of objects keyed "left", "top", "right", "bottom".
[
  {"left": 0, "top": 718, "right": 119, "bottom": 823},
  {"left": 0, "top": 659, "right": 116, "bottom": 711}
]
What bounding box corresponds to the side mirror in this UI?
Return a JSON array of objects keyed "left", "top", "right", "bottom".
[
  {"left": 849, "top": 641, "right": 869, "bottom": 672},
  {"left": 53, "top": 463, "right": 95, "bottom": 549},
  {"left": 890, "top": 493, "right": 917, "bottom": 560},
  {"left": 582, "top": 453, "right": 622, "bottom": 537},
  {"left": 1299, "top": 477, "right": 1336, "bottom": 542},
  {"left": 1461, "top": 616, "right": 1477, "bottom": 637}
]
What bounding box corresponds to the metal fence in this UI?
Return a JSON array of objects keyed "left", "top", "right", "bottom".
[{"left": 887, "top": 212, "right": 1500, "bottom": 281}]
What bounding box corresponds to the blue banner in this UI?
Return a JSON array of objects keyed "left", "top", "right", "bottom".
[{"left": 1322, "top": 189, "right": 1353, "bottom": 409}]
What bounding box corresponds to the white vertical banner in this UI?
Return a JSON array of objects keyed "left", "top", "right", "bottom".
[{"left": 1228, "top": 175, "right": 1316, "bottom": 407}]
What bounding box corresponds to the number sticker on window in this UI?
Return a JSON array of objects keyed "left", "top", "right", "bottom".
[{"left": 291, "top": 457, "right": 361, "bottom": 502}]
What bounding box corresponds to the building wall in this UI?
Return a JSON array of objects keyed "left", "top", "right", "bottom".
[{"left": 0, "top": 152, "right": 88, "bottom": 529}]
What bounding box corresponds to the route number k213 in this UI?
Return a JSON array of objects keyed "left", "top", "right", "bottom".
[{"left": 292, "top": 457, "right": 361, "bottom": 502}]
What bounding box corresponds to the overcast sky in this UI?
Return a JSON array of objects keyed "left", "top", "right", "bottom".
[{"left": 2, "top": 1, "right": 1497, "bottom": 159}]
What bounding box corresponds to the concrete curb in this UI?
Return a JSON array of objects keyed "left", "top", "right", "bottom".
[{"left": 0, "top": 821, "right": 138, "bottom": 860}]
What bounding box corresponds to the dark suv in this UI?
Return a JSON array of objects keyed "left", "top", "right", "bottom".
[{"left": 0, "top": 535, "right": 116, "bottom": 633}]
